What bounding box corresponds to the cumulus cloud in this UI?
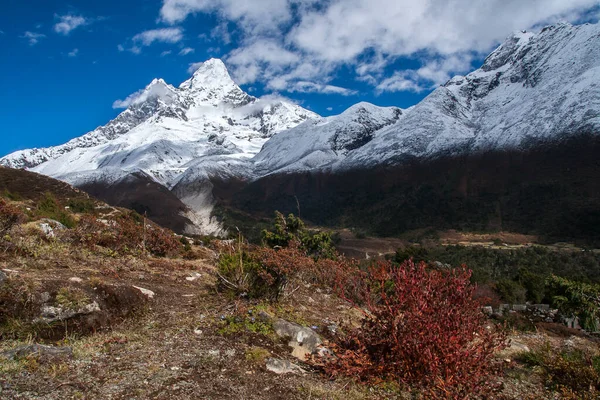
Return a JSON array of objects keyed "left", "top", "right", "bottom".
[
  {"left": 160, "top": 0, "right": 296, "bottom": 33},
  {"left": 120, "top": 28, "right": 184, "bottom": 54},
  {"left": 179, "top": 47, "right": 195, "bottom": 55},
  {"left": 68, "top": 48, "right": 79, "bottom": 57},
  {"left": 54, "top": 15, "right": 87, "bottom": 35},
  {"left": 133, "top": 27, "right": 184, "bottom": 46},
  {"left": 21, "top": 31, "right": 45, "bottom": 46},
  {"left": 161, "top": 0, "right": 598, "bottom": 94}
]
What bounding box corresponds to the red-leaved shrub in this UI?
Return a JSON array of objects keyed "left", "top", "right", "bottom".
[
  {"left": 0, "top": 198, "right": 24, "bottom": 236},
  {"left": 217, "top": 240, "right": 355, "bottom": 300},
  {"left": 71, "top": 214, "right": 181, "bottom": 257},
  {"left": 326, "top": 259, "right": 507, "bottom": 398}
]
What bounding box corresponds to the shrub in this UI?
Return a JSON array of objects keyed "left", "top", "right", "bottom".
[
  {"left": 67, "top": 198, "right": 96, "bottom": 214},
  {"left": 546, "top": 275, "right": 600, "bottom": 331},
  {"left": 69, "top": 213, "right": 181, "bottom": 257},
  {"left": 1, "top": 190, "right": 22, "bottom": 201},
  {"left": 37, "top": 192, "right": 75, "bottom": 228},
  {"left": 0, "top": 198, "right": 24, "bottom": 236},
  {"left": 518, "top": 345, "right": 600, "bottom": 397},
  {"left": 325, "top": 259, "right": 507, "bottom": 398},
  {"left": 217, "top": 241, "right": 307, "bottom": 300},
  {"left": 145, "top": 225, "right": 181, "bottom": 257},
  {"left": 217, "top": 237, "right": 352, "bottom": 301},
  {"left": 495, "top": 279, "right": 527, "bottom": 304},
  {"left": 261, "top": 211, "right": 336, "bottom": 259}
]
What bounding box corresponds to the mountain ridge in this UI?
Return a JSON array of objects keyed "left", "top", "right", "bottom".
[{"left": 2, "top": 22, "right": 600, "bottom": 236}]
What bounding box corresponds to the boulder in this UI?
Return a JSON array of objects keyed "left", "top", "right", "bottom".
[
  {"left": 265, "top": 358, "right": 306, "bottom": 375},
  {"left": 38, "top": 219, "right": 67, "bottom": 238},
  {"left": 37, "top": 301, "right": 101, "bottom": 323},
  {"left": 2, "top": 344, "right": 72, "bottom": 361},
  {"left": 273, "top": 318, "right": 323, "bottom": 361}
]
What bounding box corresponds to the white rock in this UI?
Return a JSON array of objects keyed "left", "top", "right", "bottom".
[
  {"left": 186, "top": 273, "right": 202, "bottom": 282},
  {"left": 133, "top": 286, "right": 155, "bottom": 299}
]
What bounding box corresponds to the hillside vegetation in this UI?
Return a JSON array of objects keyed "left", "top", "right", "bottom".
[{"left": 1, "top": 175, "right": 599, "bottom": 399}]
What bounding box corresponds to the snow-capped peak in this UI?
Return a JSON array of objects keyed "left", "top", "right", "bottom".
[
  {"left": 178, "top": 58, "right": 252, "bottom": 106},
  {"left": 180, "top": 59, "right": 235, "bottom": 91}
]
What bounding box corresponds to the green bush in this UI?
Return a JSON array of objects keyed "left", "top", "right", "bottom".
[
  {"left": 393, "top": 244, "right": 600, "bottom": 303},
  {"left": 67, "top": 198, "right": 96, "bottom": 214},
  {"left": 546, "top": 275, "right": 600, "bottom": 331},
  {"left": 495, "top": 279, "right": 527, "bottom": 304},
  {"left": 261, "top": 211, "right": 336, "bottom": 259},
  {"left": 37, "top": 192, "right": 75, "bottom": 228}
]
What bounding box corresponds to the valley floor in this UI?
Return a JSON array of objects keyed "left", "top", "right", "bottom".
[{"left": 1, "top": 237, "right": 599, "bottom": 399}]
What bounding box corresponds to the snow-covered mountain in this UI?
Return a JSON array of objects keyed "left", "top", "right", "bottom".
[
  {"left": 1, "top": 59, "right": 317, "bottom": 186},
  {"left": 254, "top": 22, "right": 600, "bottom": 174},
  {"left": 2, "top": 22, "right": 599, "bottom": 235},
  {"left": 0, "top": 59, "right": 317, "bottom": 234}
]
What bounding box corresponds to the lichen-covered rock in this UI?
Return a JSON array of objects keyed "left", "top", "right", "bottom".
[
  {"left": 265, "top": 358, "right": 306, "bottom": 375},
  {"left": 2, "top": 344, "right": 73, "bottom": 361},
  {"left": 37, "top": 301, "right": 101, "bottom": 323}
]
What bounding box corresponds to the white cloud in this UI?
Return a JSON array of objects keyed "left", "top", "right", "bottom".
[
  {"left": 290, "top": 0, "right": 599, "bottom": 60},
  {"left": 187, "top": 62, "right": 204, "bottom": 74},
  {"left": 161, "top": 50, "right": 173, "bottom": 57},
  {"left": 226, "top": 39, "right": 301, "bottom": 84},
  {"left": 376, "top": 71, "right": 427, "bottom": 94},
  {"left": 21, "top": 31, "right": 46, "bottom": 46},
  {"left": 160, "top": 0, "right": 295, "bottom": 33},
  {"left": 179, "top": 47, "right": 195, "bottom": 55},
  {"left": 112, "top": 79, "right": 175, "bottom": 109},
  {"left": 326, "top": 107, "right": 333, "bottom": 111},
  {"left": 290, "top": 81, "right": 357, "bottom": 96},
  {"left": 0, "top": 30, "right": 5, "bottom": 35},
  {"left": 54, "top": 15, "right": 87, "bottom": 35},
  {"left": 211, "top": 22, "right": 231, "bottom": 44},
  {"left": 132, "top": 27, "right": 184, "bottom": 46},
  {"left": 68, "top": 48, "right": 79, "bottom": 57},
  {"left": 117, "top": 44, "right": 125, "bottom": 52},
  {"left": 159, "top": 0, "right": 598, "bottom": 94}
]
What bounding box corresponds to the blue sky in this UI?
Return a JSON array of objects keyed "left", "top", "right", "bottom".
[{"left": 1, "top": 0, "right": 599, "bottom": 157}]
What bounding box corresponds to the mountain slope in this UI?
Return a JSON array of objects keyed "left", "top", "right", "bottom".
[
  {"left": 0, "top": 59, "right": 317, "bottom": 234},
  {"left": 252, "top": 22, "right": 600, "bottom": 174}
]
